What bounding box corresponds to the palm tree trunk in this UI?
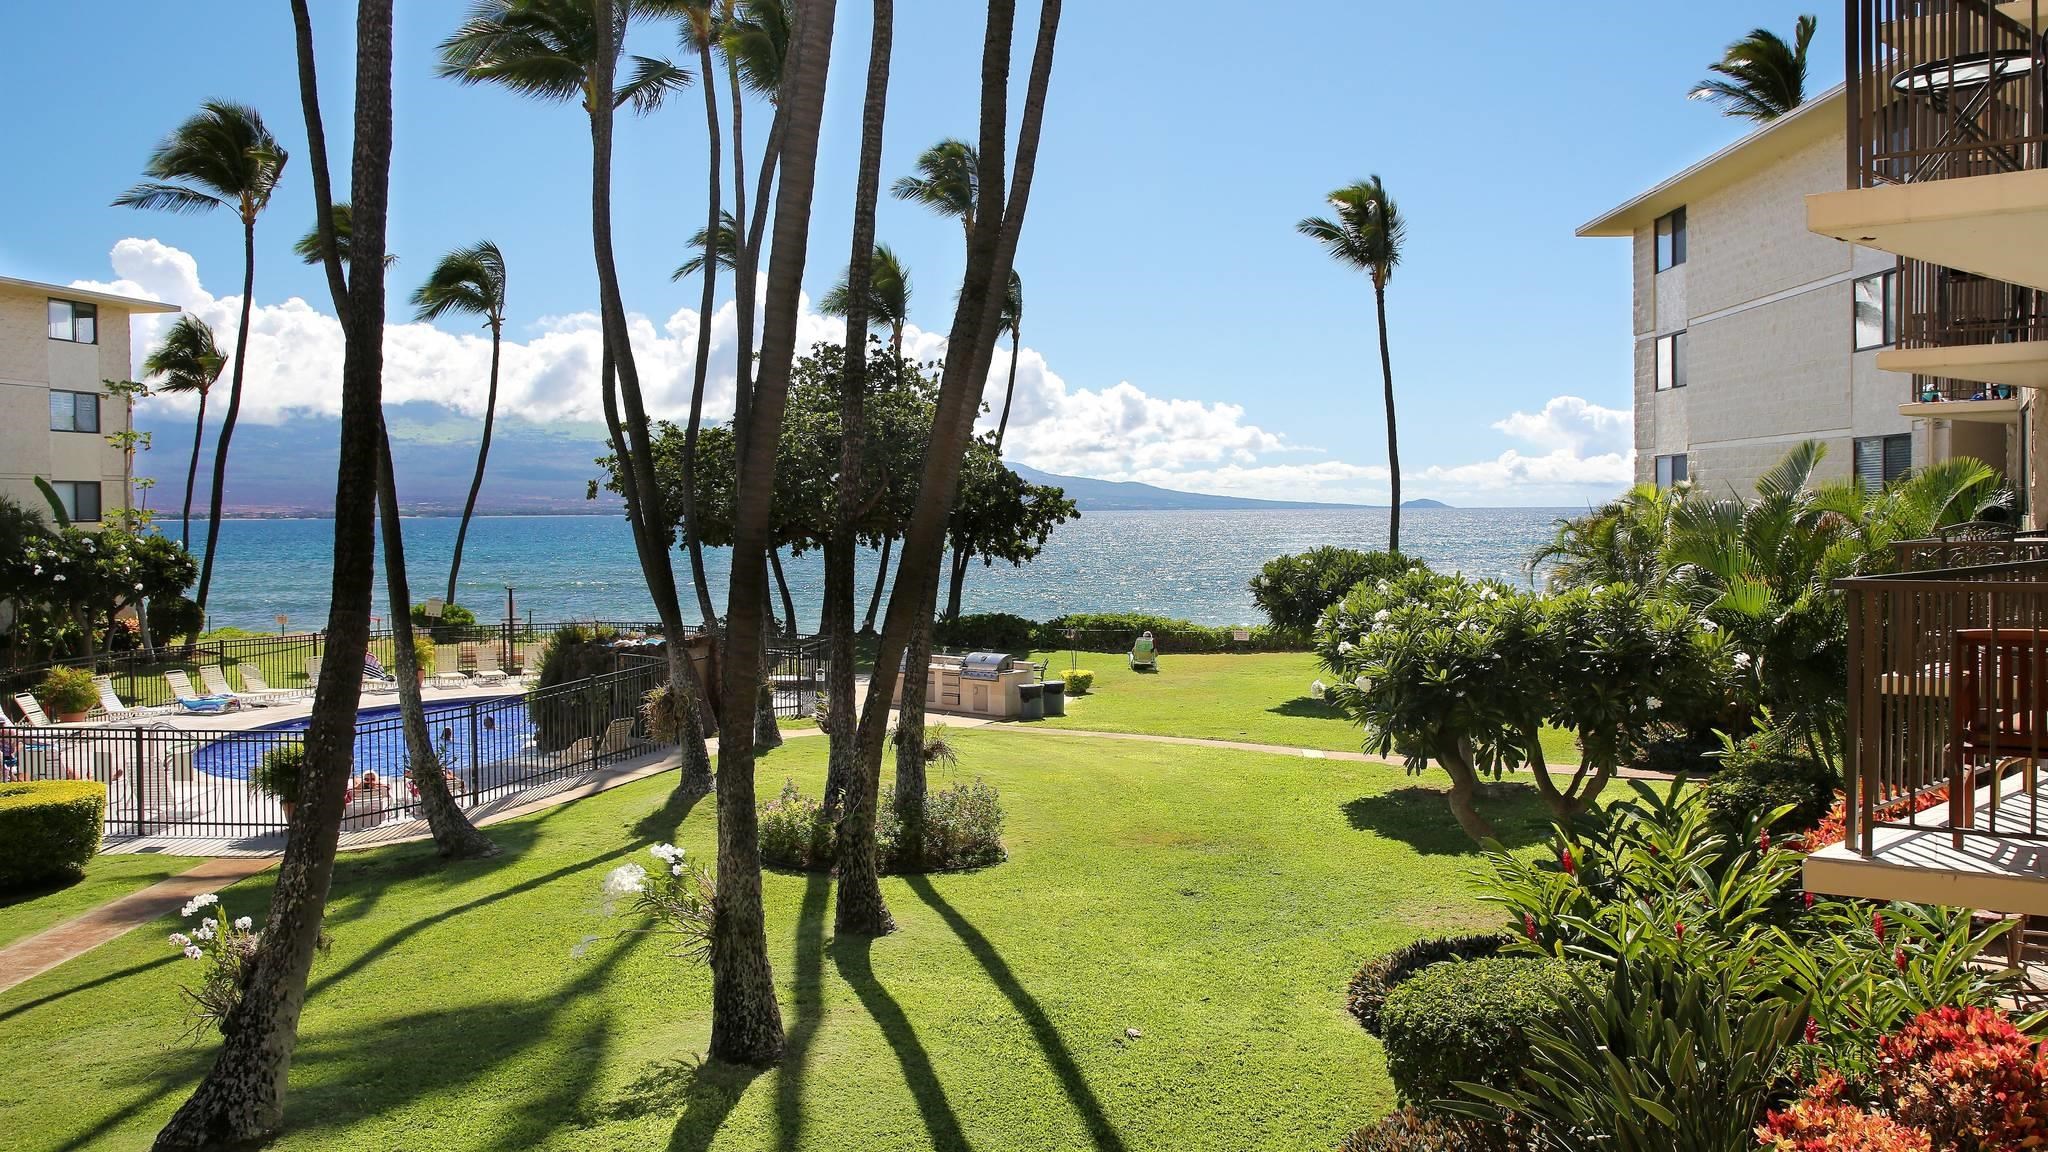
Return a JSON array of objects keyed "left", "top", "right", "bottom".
[
  {"left": 181, "top": 391, "right": 207, "bottom": 550},
  {"left": 770, "top": 547, "right": 797, "bottom": 637},
  {"left": 992, "top": 325, "right": 1020, "bottom": 453},
  {"left": 151, "top": 6, "right": 390, "bottom": 1145},
  {"left": 680, "top": 38, "right": 722, "bottom": 629},
  {"left": 189, "top": 214, "right": 258, "bottom": 629},
  {"left": 587, "top": 1, "right": 714, "bottom": 796},
  {"left": 945, "top": 545, "right": 970, "bottom": 623},
  {"left": 1374, "top": 278, "right": 1399, "bottom": 553},
  {"left": 855, "top": 0, "right": 1060, "bottom": 868},
  {"left": 861, "top": 534, "right": 891, "bottom": 632},
  {"left": 378, "top": 419, "right": 496, "bottom": 858},
  {"left": 832, "top": 0, "right": 896, "bottom": 936},
  {"left": 446, "top": 321, "right": 501, "bottom": 607}
]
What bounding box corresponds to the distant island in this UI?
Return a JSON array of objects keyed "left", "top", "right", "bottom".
[{"left": 1010, "top": 464, "right": 1451, "bottom": 512}]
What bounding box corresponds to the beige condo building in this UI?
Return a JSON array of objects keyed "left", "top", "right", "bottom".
[{"left": 0, "top": 274, "right": 179, "bottom": 527}]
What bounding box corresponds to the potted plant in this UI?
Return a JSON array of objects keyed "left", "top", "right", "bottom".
[
  {"left": 38, "top": 666, "right": 98, "bottom": 723},
  {"left": 410, "top": 636, "right": 435, "bottom": 687},
  {"left": 254, "top": 743, "right": 307, "bottom": 818}
]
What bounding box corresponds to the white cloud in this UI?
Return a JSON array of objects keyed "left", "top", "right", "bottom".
[{"left": 79, "top": 238, "right": 1633, "bottom": 507}]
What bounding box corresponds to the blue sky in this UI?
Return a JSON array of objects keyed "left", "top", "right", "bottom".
[{"left": 0, "top": 2, "right": 1833, "bottom": 507}]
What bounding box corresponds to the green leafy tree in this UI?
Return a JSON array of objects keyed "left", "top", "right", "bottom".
[
  {"left": 115, "top": 101, "right": 288, "bottom": 627},
  {"left": 140, "top": 317, "right": 226, "bottom": 552},
  {"left": 1299, "top": 175, "right": 1406, "bottom": 551},
  {"left": 410, "top": 241, "right": 510, "bottom": 608},
  {"left": 943, "top": 433, "right": 1077, "bottom": 622},
  {"left": 992, "top": 269, "right": 1024, "bottom": 450},
  {"left": 1249, "top": 546, "right": 1410, "bottom": 640},
  {"left": 1689, "top": 15, "right": 1818, "bottom": 123}
]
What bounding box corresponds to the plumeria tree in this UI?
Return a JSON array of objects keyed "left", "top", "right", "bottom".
[{"left": 7, "top": 525, "right": 195, "bottom": 659}]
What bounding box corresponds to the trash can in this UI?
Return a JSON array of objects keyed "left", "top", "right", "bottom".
[
  {"left": 1041, "top": 677, "right": 1066, "bottom": 717},
  {"left": 1017, "top": 681, "right": 1045, "bottom": 721}
]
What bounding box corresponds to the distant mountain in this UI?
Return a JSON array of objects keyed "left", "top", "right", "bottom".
[
  {"left": 1402, "top": 498, "right": 1452, "bottom": 509},
  {"left": 135, "top": 403, "right": 1454, "bottom": 515}
]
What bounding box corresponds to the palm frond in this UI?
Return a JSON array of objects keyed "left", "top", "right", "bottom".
[
  {"left": 617, "top": 54, "right": 692, "bottom": 113},
  {"left": 412, "top": 240, "right": 509, "bottom": 324},
  {"left": 671, "top": 209, "right": 741, "bottom": 280},
  {"left": 891, "top": 138, "right": 978, "bottom": 223},
  {"left": 1689, "top": 16, "right": 1815, "bottom": 122},
  {"left": 112, "top": 182, "right": 226, "bottom": 215},
  {"left": 142, "top": 315, "right": 226, "bottom": 395}
]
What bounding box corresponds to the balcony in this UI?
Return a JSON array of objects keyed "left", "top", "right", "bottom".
[
  {"left": 1884, "top": 257, "right": 2048, "bottom": 389},
  {"left": 1811, "top": 559, "right": 2048, "bottom": 914},
  {"left": 1809, "top": 0, "right": 2048, "bottom": 290}
]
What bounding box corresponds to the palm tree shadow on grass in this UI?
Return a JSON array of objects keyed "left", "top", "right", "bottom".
[
  {"left": 774, "top": 873, "right": 830, "bottom": 1152},
  {"left": 904, "top": 874, "right": 1127, "bottom": 1152},
  {"left": 830, "top": 932, "right": 972, "bottom": 1151},
  {"left": 1341, "top": 783, "right": 1555, "bottom": 854},
  {"left": 0, "top": 953, "right": 180, "bottom": 1025}
]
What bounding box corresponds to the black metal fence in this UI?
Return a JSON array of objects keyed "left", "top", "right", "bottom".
[{"left": 1, "top": 660, "right": 668, "bottom": 840}]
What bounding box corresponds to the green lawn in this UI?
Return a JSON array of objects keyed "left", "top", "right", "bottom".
[
  {"left": 0, "top": 729, "right": 1568, "bottom": 1152},
  {"left": 1033, "top": 650, "right": 1582, "bottom": 765},
  {"left": 0, "top": 853, "right": 205, "bottom": 951}
]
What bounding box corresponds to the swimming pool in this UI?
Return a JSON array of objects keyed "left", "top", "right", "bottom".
[{"left": 193, "top": 696, "right": 538, "bottom": 783}]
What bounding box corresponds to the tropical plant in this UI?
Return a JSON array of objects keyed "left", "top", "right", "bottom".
[
  {"left": 1688, "top": 15, "right": 1818, "bottom": 122},
  {"left": 115, "top": 101, "right": 288, "bottom": 629},
  {"left": 411, "top": 241, "right": 509, "bottom": 607},
  {"left": 141, "top": 316, "right": 227, "bottom": 552},
  {"left": 992, "top": 269, "right": 1025, "bottom": 450},
  {"left": 35, "top": 666, "right": 97, "bottom": 718},
  {"left": 671, "top": 207, "right": 741, "bottom": 281},
  {"left": 891, "top": 136, "right": 978, "bottom": 234},
  {"left": 590, "top": 843, "right": 717, "bottom": 961},
  {"left": 165, "top": 892, "right": 261, "bottom": 1038},
  {"left": 821, "top": 243, "right": 912, "bottom": 357},
  {"left": 251, "top": 744, "right": 306, "bottom": 807},
  {"left": 1530, "top": 482, "right": 1678, "bottom": 593},
  {"left": 1299, "top": 175, "right": 1407, "bottom": 551},
  {"left": 1249, "top": 546, "right": 1411, "bottom": 640},
  {"left": 292, "top": 202, "right": 397, "bottom": 268}
]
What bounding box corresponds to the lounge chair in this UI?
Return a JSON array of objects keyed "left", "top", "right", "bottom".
[
  {"left": 164, "top": 670, "right": 239, "bottom": 714},
  {"left": 239, "top": 666, "right": 303, "bottom": 704},
  {"left": 469, "top": 644, "right": 508, "bottom": 686},
  {"left": 12, "top": 693, "right": 52, "bottom": 727},
  {"left": 431, "top": 645, "right": 471, "bottom": 690},
  {"left": 1129, "top": 631, "right": 1158, "bottom": 671},
  {"left": 200, "top": 666, "right": 266, "bottom": 707},
  {"left": 518, "top": 644, "right": 544, "bottom": 685},
  {"left": 562, "top": 736, "right": 595, "bottom": 765},
  {"left": 91, "top": 676, "right": 140, "bottom": 722},
  {"left": 596, "top": 717, "right": 640, "bottom": 757}
]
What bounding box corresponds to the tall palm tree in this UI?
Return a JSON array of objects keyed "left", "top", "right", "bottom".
[
  {"left": 671, "top": 208, "right": 740, "bottom": 280},
  {"left": 821, "top": 243, "right": 912, "bottom": 357},
  {"left": 438, "top": 0, "right": 718, "bottom": 794},
  {"left": 1689, "top": 15, "right": 1817, "bottom": 122},
  {"left": 1299, "top": 175, "right": 1407, "bottom": 552},
  {"left": 115, "top": 101, "right": 288, "bottom": 630},
  {"left": 892, "top": 137, "right": 978, "bottom": 237},
  {"left": 140, "top": 316, "right": 225, "bottom": 551},
  {"left": 410, "top": 242, "right": 509, "bottom": 608},
  {"left": 291, "top": 203, "right": 397, "bottom": 268},
  {"left": 150, "top": 6, "right": 391, "bottom": 1146},
  {"left": 992, "top": 268, "right": 1023, "bottom": 451}
]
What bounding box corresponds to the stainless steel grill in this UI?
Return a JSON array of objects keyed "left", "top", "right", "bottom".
[{"left": 960, "top": 652, "right": 1014, "bottom": 681}]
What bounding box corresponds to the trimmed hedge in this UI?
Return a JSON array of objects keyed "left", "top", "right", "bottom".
[
  {"left": 1347, "top": 932, "right": 1512, "bottom": 1035},
  {"left": 1061, "top": 669, "right": 1095, "bottom": 695},
  {"left": 932, "top": 612, "right": 1038, "bottom": 653},
  {"left": 1704, "top": 731, "right": 1839, "bottom": 833},
  {"left": 1036, "top": 612, "right": 1291, "bottom": 653},
  {"left": 0, "top": 780, "right": 106, "bottom": 890},
  {"left": 1378, "top": 956, "right": 1587, "bottom": 1107}
]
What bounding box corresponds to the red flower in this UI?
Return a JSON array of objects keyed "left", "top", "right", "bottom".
[
  {"left": 1559, "top": 847, "right": 1576, "bottom": 875},
  {"left": 1804, "top": 890, "right": 1816, "bottom": 909},
  {"left": 1873, "top": 911, "right": 1887, "bottom": 943},
  {"left": 1523, "top": 912, "right": 1538, "bottom": 942},
  {"left": 1805, "top": 1018, "right": 1821, "bottom": 1045},
  {"left": 1894, "top": 948, "right": 1908, "bottom": 971},
  {"left": 1674, "top": 920, "right": 1686, "bottom": 940},
  {"left": 1759, "top": 830, "right": 1772, "bottom": 852}
]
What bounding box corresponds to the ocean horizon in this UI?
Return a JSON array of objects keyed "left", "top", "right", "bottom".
[{"left": 176, "top": 507, "right": 1579, "bottom": 634}]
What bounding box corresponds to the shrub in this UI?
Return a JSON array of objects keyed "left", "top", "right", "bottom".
[
  {"left": 1346, "top": 933, "right": 1511, "bottom": 1035},
  {"left": 166, "top": 891, "right": 260, "bottom": 1037},
  {"left": 1704, "top": 726, "right": 1839, "bottom": 833},
  {"left": 1378, "top": 956, "right": 1586, "bottom": 1106},
  {"left": 1061, "top": 668, "right": 1094, "bottom": 695},
  {"left": 932, "top": 612, "right": 1038, "bottom": 652},
  {"left": 253, "top": 744, "right": 307, "bottom": 806},
  {"left": 0, "top": 780, "right": 105, "bottom": 890},
  {"left": 758, "top": 777, "right": 1006, "bottom": 873},
  {"left": 641, "top": 684, "right": 682, "bottom": 745},
  {"left": 1249, "top": 546, "right": 1412, "bottom": 640},
  {"left": 1334, "top": 1107, "right": 1525, "bottom": 1152},
  {"left": 149, "top": 595, "right": 203, "bottom": 646},
  {"left": 1035, "top": 612, "right": 1283, "bottom": 653},
  {"left": 36, "top": 665, "right": 97, "bottom": 717},
  {"left": 1631, "top": 724, "right": 1717, "bottom": 776},
  {"left": 412, "top": 601, "right": 477, "bottom": 633},
  {"left": 757, "top": 779, "right": 835, "bottom": 871}
]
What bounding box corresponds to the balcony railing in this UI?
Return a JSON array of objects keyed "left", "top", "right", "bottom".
[
  {"left": 1898, "top": 256, "right": 2048, "bottom": 346},
  {"left": 1840, "top": 558, "right": 2048, "bottom": 855},
  {"left": 1906, "top": 373, "right": 2023, "bottom": 402},
  {"left": 1891, "top": 528, "right": 2048, "bottom": 570},
  {"left": 1848, "top": 0, "right": 2048, "bottom": 188}
]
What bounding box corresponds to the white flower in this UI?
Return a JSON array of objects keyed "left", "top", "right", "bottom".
[
  {"left": 31, "top": 565, "right": 41, "bottom": 576},
  {"left": 183, "top": 945, "right": 204, "bottom": 961},
  {"left": 648, "top": 843, "right": 684, "bottom": 864},
  {"left": 233, "top": 917, "right": 253, "bottom": 932},
  {"left": 134, "top": 582, "right": 145, "bottom": 591},
  {"left": 600, "top": 862, "right": 648, "bottom": 914},
  {"left": 51, "top": 574, "right": 64, "bottom": 583},
  {"left": 180, "top": 893, "right": 219, "bottom": 918},
  {"left": 1733, "top": 652, "right": 1753, "bottom": 669},
  {"left": 1336, "top": 641, "right": 1355, "bottom": 655},
  {"left": 1477, "top": 586, "right": 1500, "bottom": 602},
  {"left": 1699, "top": 619, "right": 1718, "bottom": 633},
  {"left": 194, "top": 920, "right": 216, "bottom": 941},
  {"left": 168, "top": 932, "right": 191, "bottom": 948},
  {"left": 1373, "top": 609, "right": 1391, "bottom": 624},
  {"left": 670, "top": 862, "right": 684, "bottom": 877},
  {"left": 1376, "top": 580, "right": 1391, "bottom": 593},
  {"left": 1647, "top": 696, "right": 1663, "bottom": 711}
]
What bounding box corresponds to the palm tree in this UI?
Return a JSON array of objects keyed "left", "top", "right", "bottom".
[
  {"left": 1530, "top": 483, "right": 1679, "bottom": 593},
  {"left": 410, "top": 242, "right": 509, "bottom": 608},
  {"left": 115, "top": 101, "right": 288, "bottom": 630},
  {"left": 140, "top": 316, "right": 225, "bottom": 551},
  {"left": 291, "top": 203, "right": 396, "bottom": 268},
  {"left": 1689, "top": 16, "right": 1817, "bottom": 122},
  {"left": 892, "top": 137, "right": 978, "bottom": 237},
  {"left": 671, "top": 208, "right": 740, "bottom": 280},
  {"left": 821, "top": 243, "right": 912, "bottom": 357},
  {"left": 992, "top": 269, "right": 1023, "bottom": 451},
  {"left": 150, "top": 5, "right": 391, "bottom": 1146},
  {"left": 1299, "top": 175, "right": 1406, "bottom": 552},
  {"left": 437, "top": 0, "right": 718, "bottom": 795}
]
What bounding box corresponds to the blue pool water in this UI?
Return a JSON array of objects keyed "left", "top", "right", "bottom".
[{"left": 193, "top": 696, "right": 536, "bottom": 782}]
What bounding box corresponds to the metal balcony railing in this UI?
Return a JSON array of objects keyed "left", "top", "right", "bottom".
[{"left": 1848, "top": 0, "right": 2048, "bottom": 188}]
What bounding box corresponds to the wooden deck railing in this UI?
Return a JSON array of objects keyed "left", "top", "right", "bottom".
[
  {"left": 1847, "top": 0, "right": 2048, "bottom": 189},
  {"left": 1840, "top": 558, "right": 2048, "bottom": 854},
  {"left": 1890, "top": 533, "right": 2048, "bottom": 570}
]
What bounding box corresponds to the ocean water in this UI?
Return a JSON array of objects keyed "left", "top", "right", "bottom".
[{"left": 186, "top": 508, "right": 1574, "bottom": 634}]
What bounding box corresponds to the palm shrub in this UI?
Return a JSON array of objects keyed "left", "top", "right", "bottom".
[
  {"left": 1702, "top": 721, "right": 1838, "bottom": 834},
  {"left": 252, "top": 744, "right": 306, "bottom": 808},
  {"left": 1529, "top": 483, "right": 1677, "bottom": 593},
  {"left": 1248, "top": 547, "right": 1411, "bottom": 640}
]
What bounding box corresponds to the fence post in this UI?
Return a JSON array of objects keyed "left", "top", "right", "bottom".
[
  {"left": 468, "top": 700, "right": 482, "bottom": 808},
  {"left": 133, "top": 726, "right": 147, "bottom": 838}
]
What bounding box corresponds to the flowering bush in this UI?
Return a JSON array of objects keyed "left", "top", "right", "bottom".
[
  {"left": 166, "top": 892, "right": 259, "bottom": 1036},
  {"left": 1762, "top": 1007, "right": 2048, "bottom": 1151},
  {"left": 1060, "top": 669, "right": 1094, "bottom": 695},
  {"left": 1801, "top": 786, "right": 1948, "bottom": 854},
  {"left": 585, "top": 843, "right": 715, "bottom": 961},
  {"left": 758, "top": 780, "right": 835, "bottom": 871}
]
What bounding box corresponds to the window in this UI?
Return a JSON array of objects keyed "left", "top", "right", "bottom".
[
  {"left": 1853, "top": 269, "right": 1898, "bottom": 351},
  {"left": 1854, "top": 434, "right": 1913, "bottom": 492},
  {"left": 1655, "top": 453, "right": 1688, "bottom": 489},
  {"left": 49, "top": 481, "right": 102, "bottom": 524},
  {"left": 1655, "top": 331, "right": 1687, "bottom": 391},
  {"left": 1655, "top": 207, "right": 1687, "bottom": 271},
  {"left": 46, "top": 299, "right": 97, "bottom": 343},
  {"left": 48, "top": 390, "right": 100, "bottom": 433}
]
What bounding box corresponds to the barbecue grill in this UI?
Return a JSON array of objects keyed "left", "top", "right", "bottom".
[{"left": 960, "top": 652, "right": 1015, "bottom": 681}]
